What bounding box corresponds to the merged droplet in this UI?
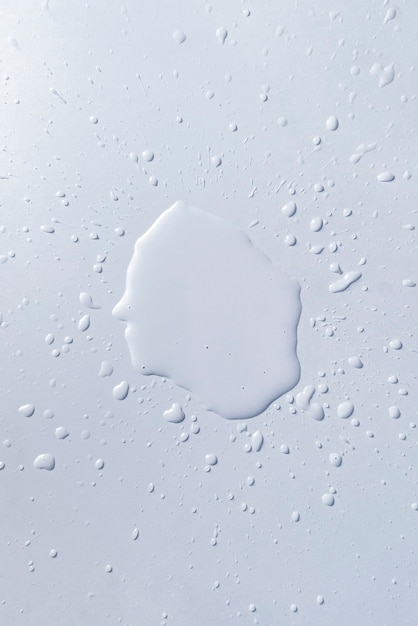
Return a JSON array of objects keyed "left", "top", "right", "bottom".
[{"left": 163, "top": 403, "right": 185, "bottom": 423}]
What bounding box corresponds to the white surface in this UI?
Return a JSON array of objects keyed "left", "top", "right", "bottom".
[{"left": 1, "top": 1, "right": 417, "bottom": 625}]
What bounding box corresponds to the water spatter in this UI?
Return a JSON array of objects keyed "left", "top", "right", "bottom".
[{"left": 113, "top": 201, "right": 301, "bottom": 419}]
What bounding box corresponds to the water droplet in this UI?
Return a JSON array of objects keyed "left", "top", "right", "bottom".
[
  {"left": 248, "top": 603, "right": 256, "bottom": 613},
  {"left": 329, "top": 452, "right": 342, "bottom": 467},
  {"left": 33, "top": 453, "right": 55, "bottom": 471},
  {"left": 113, "top": 201, "right": 301, "bottom": 420},
  {"left": 95, "top": 458, "right": 104, "bottom": 470},
  {"left": 49, "top": 549, "right": 57, "bottom": 558},
  {"left": 142, "top": 150, "right": 154, "bottom": 162},
  {"left": 40, "top": 224, "right": 55, "bottom": 234},
  {"left": 216, "top": 27, "right": 228, "bottom": 45},
  {"left": 337, "top": 401, "right": 354, "bottom": 419},
  {"left": 280, "top": 444, "right": 290, "bottom": 454},
  {"left": 326, "top": 115, "right": 339, "bottom": 131},
  {"left": 78, "top": 314, "right": 90, "bottom": 331},
  {"left": 369, "top": 62, "right": 395, "bottom": 88},
  {"left": 290, "top": 604, "right": 298, "bottom": 612},
  {"left": 19, "top": 403, "right": 35, "bottom": 417},
  {"left": 113, "top": 381, "right": 129, "bottom": 400},
  {"left": 388, "top": 405, "right": 401, "bottom": 419},
  {"left": 251, "top": 430, "right": 264, "bottom": 452},
  {"left": 402, "top": 278, "right": 416, "bottom": 288},
  {"left": 284, "top": 234, "right": 297, "bottom": 246},
  {"left": 79, "top": 292, "right": 101, "bottom": 309},
  {"left": 205, "top": 453, "right": 218, "bottom": 466},
  {"left": 322, "top": 493, "right": 335, "bottom": 506},
  {"left": 389, "top": 339, "right": 402, "bottom": 350},
  {"left": 329, "top": 271, "right": 362, "bottom": 293},
  {"left": 99, "top": 361, "right": 113, "bottom": 377},
  {"left": 163, "top": 403, "right": 185, "bottom": 423},
  {"left": 310, "top": 217, "right": 323, "bottom": 232},
  {"left": 377, "top": 171, "right": 395, "bottom": 183},
  {"left": 105, "top": 563, "right": 113, "bottom": 573},
  {"left": 296, "top": 386, "right": 324, "bottom": 421},
  {"left": 172, "top": 30, "right": 187, "bottom": 44},
  {"left": 132, "top": 528, "right": 139, "bottom": 540},
  {"left": 348, "top": 356, "right": 363, "bottom": 369},
  {"left": 282, "top": 201, "right": 297, "bottom": 217},
  {"left": 55, "top": 427, "right": 69, "bottom": 440},
  {"left": 291, "top": 511, "right": 300, "bottom": 523},
  {"left": 383, "top": 7, "right": 396, "bottom": 24},
  {"left": 316, "top": 595, "right": 325, "bottom": 605}
]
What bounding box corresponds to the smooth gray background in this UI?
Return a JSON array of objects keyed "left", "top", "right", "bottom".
[{"left": 1, "top": 1, "right": 417, "bottom": 624}]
